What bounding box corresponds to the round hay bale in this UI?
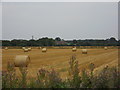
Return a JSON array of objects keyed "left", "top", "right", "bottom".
[
  {"left": 23, "top": 49, "right": 29, "bottom": 52},
  {"left": 14, "top": 55, "right": 30, "bottom": 67},
  {"left": 42, "top": 48, "right": 47, "bottom": 52},
  {"left": 104, "top": 47, "right": 108, "bottom": 50},
  {"left": 22, "top": 47, "right": 26, "bottom": 50},
  {"left": 82, "top": 49, "right": 87, "bottom": 54},
  {"left": 5, "top": 47, "right": 8, "bottom": 50},
  {"left": 38, "top": 47, "right": 41, "bottom": 49},
  {"left": 28, "top": 47, "right": 32, "bottom": 51},
  {"left": 72, "top": 47, "right": 77, "bottom": 52}
]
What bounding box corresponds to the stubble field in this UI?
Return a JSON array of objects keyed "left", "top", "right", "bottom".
[{"left": 2, "top": 47, "right": 118, "bottom": 79}]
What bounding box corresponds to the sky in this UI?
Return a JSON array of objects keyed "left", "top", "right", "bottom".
[
  {"left": 2, "top": 2, "right": 118, "bottom": 40},
  {"left": 0, "top": 2, "right": 2, "bottom": 40}
]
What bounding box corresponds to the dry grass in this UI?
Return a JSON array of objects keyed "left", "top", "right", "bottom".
[{"left": 2, "top": 48, "right": 118, "bottom": 79}]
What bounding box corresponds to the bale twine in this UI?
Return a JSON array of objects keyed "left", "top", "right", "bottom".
[
  {"left": 28, "top": 47, "right": 32, "bottom": 51},
  {"left": 72, "top": 47, "right": 77, "bottom": 52},
  {"left": 23, "top": 49, "right": 29, "bottom": 52},
  {"left": 104, "top": 47, "right": 108, "bottom": 50},
  {"left": 14, "top": 55, "right": 30, "bottom": 67},
  {"left": 42, "top": 48, "right": 47, "bottom": 52},
  {"left": 5, "top": 47, "right": 8, "bottom": 50},
  {"left": 82, "top": 49, "right": 87, "bottom": 54}
]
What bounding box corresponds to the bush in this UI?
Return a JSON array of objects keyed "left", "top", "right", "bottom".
[
  {"left": 68, "top": 55, "right": 81, "bottom": 88},
  {"left": 2, "top": 62, "right": 18, "bottom": 88},
  {"left": 2, "top": 56, "right": 120, "bottom": 88}
]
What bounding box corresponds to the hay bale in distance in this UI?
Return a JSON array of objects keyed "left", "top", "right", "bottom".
[
  {"left": 23, "top": 49, "right": 29, "bottom": 52},
  {"left": 42, "top": 48, "right": 47, "bottom": 52},
  {"left": 28, "top": 47, "right": 32, "bottom": 51},
  {"left": 72, "top": 47, "right": 77, "bottom": 52},
  {"left": 22, "top": 47, "right": 26, "bottom": 50},
  {"left": 5, "top": 47, "right": 8, "bottom": 50},
  {"left": 104, "top": 47, "right": 108, "bottom": 50},
  {"left": 82, "top": 49, "right": 87, "bottom": 54},
  {"left": 38, "top": 47, "right": 41, "bottom": 49},
  {"left": 14, "top": 55, "right": 30, "bottom": 67}
]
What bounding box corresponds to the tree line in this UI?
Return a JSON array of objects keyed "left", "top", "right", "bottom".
[{"left": 2, "top": 37, "right": 119, "bottom": 46}]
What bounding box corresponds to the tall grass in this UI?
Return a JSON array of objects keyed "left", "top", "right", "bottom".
[{"left": 2, "top": 55, "right": 120, "bottom": 88}]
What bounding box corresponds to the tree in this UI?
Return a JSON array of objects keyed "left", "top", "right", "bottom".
[
  {"left": 38, "top": 37, "right": 55, "bottom": 46},
  {"left": 55, "top": 37, "right": 61, "bottom": 41},
  {"left": 109, "top": 37, "right": 117, "bottom": 42},
  {"left": 73, "top": 39, "right": 77, "bottom": 45}
]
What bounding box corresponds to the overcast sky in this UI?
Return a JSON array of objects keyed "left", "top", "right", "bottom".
[
  {"left": 2, "top": 2, "right": 118, "bottom": 40},
  {"left": 0, "top": 2, "right": 2, "bottom": 40}
]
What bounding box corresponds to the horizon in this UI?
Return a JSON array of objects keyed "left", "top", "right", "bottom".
[{"left": 1, "top": 36, "right": 118, "bottom": 41}]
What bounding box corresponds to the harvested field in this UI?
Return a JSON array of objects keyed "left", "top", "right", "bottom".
[{"left": 2, "top": 48, "right": 118, "bottom": 79}]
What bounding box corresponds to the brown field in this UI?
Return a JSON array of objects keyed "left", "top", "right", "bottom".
[{"left": 2, "top": 48, "right": 118, "bottom": 79}]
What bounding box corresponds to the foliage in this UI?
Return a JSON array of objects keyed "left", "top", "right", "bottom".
[
  {"left": 2, "top": 37, "right": 119, "bottom": 46},
  {"left": 68, "top": 55, "right": 81, "bottom": 88},
  {"left": 2, "top": 56, "right": 120, "bottom": 88}
]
